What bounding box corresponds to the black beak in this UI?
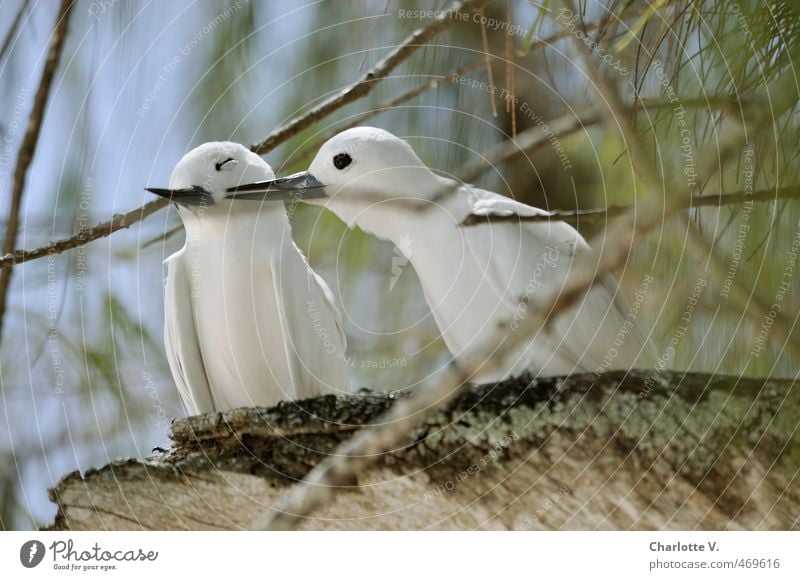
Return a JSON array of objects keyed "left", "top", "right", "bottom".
[
  {"left": 146, "top": 186, "right": 214, "bottom": 206},
  {"left": 225, "top": 171, "right": 327, "bottom": 201}
]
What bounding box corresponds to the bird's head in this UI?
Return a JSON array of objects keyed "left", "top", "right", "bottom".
[
  {"left": 147, "top": 141, "right": 275, "bottom": 212},
  {"left": 224, "top": 128, "right": 443, "bottom": 225}
]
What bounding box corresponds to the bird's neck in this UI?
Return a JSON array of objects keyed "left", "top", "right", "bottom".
[
  {"left": 178, "top": 204, "right": 290, "bottom": 244},
  {"left": 339, "top": 190, "right": 470, "bottom": 247},
  {"left": 325, "top": 175, "right": 472, "bottom": 245}
]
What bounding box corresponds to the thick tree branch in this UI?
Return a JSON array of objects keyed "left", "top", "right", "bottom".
[
  {"left": 250, "top": 0, "right": 490, "bottom": 155},
  {"left": 51, "top": 371, "right": 799, "bottom": 530},
  {"left": 0, "top": 0, "right": 74, "bottom": 341}
]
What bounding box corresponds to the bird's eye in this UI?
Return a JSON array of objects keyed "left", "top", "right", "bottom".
[
  {"left": 332, "top": 153, "right": 352, "bottom": 170},
  {"left": 214, "top": 157, "right": 235, "bottom": 171}
]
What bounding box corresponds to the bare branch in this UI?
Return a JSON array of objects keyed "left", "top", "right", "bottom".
[
  {"left": 429, "top": 96, "right": 740, "bottom": 207},
  {"left": 428, "top": 109, "right": 601, "bottom": 205},
  {"left": 0, "top": 198, "right": 169, "bottom": 270},
  {"left": 0, "top": 0, "right": 31, "bottom": 67},
  {"left": 283, "top": 59, "right": 488, "bottom": 168},
  {"left": 0, "top": 97, "right": 757, "bottom": 273},
  {"left": 249, "top": 0, "right": 490, "bottom": 155},
  {"left": 284, "top": 10, "right": 735, "bottom": 171},
  {"left": 0, "top": 0, "right": 74, "bottom": 341},
  {"left": 460, "top": 186, "right": 800, "bottom": 226}
]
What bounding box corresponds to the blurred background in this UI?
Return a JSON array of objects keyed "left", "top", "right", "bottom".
[{"left": 0, "top": 0, "right": 798, "bottom": 529}]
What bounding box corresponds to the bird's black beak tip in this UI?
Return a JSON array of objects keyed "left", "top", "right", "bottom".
[{"left": 146, "top": 186, "right": 214, "bottom": 206}]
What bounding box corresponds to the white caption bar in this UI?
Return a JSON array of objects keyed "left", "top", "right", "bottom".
[{"left": 1, "top": 531, "right": 797, "bottom": 578}]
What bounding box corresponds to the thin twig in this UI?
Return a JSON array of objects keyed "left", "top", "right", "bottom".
[
  {"left": 0, "top": 0, "right": 74, "bottom": 341},
  {"left": 250, "top": 0, "right": 490, "bottom": 155},
  {"left": 429, "top": 95, "right": 741, "bottom": 207},
  {"left": 495, "top": 0, "right": 800, "bottom": 362},
  {"left": 0, "top": 198, "right": 168, "bottom": 270},
  {"left": 504, "top": 0, "right": 516, "bottom": 137},
  {"left": 478, "top": 8, "right": 498, "bottom": 117},
  {"left": 0, "top": 0, "right": 31, "bottom": 67},
  {"left": 532, "top": 0, "right": 800, "bottom": 360},
  {"left": 428, "top": 108, "right": 600, "bottom": 205},
  {"left": 515, "top": 0, "right": 656, "bottom": 58},
  {"left": 0, "top": 3, "right": 741, "bottom": 275},
  {"left": 141, "top": 59, "right": 490, "bottom": 253},
  {"left": 283, "top": 59, "right": 488, "bottom": 168},
  {"left": 460, "top": 186, "right": 800, "bottom": 226}
]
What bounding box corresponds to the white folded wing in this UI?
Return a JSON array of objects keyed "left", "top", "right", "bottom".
[{"left": 163, "top": 249, "right": 215, "bottom": 415}]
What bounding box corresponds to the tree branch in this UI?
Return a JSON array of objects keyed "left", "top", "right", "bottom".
[
  {"left": 460, "top": 186, "right": 800, "bottom": 226},
  {"left": 429, "top": 96, "right": 739, "bottom": 207},
  {"left": 49, "top": 371, "right": 800, "bottom": 530},
  {"left": 0, "top": 198, "right": 169, "bottom": 270},
  {"left": 427, "top": 109, "right": 601, "bottom": 205},
  {"left": 250, "top": 0, "right": 490, "bottom": 155},
  {"left": 0, "top": 96, "right": 737, "bottom": 272},
  {"left": 0, "top": 0, "right": 31, "bottom": 67},
  {"left": 283, "top": 59, "right": 488, "bottom": 168},
  {"left": 0, "top": 0, "right": 74, "bottom": 341},
  {"left": 504, "top": 0, "right": 798, "bottom": 360}
]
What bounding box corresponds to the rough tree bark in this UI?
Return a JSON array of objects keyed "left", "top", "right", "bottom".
[{"left": 46, "top": 371, "right": 799, "bottom": 530}]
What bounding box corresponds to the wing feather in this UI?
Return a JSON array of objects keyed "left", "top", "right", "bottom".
[
  {"left": 271, "top": 242, "right": 349, "bottom": 400},
  {"left": 163, "top": 250, "right": 215, "bottom": 414},
  {"left": 463, "top": 187, "right": 652, "bottom": 373}
]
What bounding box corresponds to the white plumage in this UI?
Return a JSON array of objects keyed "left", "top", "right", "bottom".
[
  {"left": 228, "top": 127, "right": 654, "bottom": 383},
  {"left": 150, "top": 142, "right": 348, "bottom": 415}
]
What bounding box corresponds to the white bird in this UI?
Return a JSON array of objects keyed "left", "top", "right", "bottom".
[
  {"left": 147, "top": 141, "right": 349, "bottom": 415},
  {"left": 226, "top": 127, "right": 654, "bottom": 383}
]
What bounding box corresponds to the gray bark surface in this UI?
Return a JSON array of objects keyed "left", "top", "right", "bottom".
[{"left": 46, "top": 371, "right": 800, "bottom": 530}]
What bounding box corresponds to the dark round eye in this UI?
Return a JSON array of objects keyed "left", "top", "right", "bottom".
[{"left": 332, "top": 152, "right": 352, "bottom": 170}]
